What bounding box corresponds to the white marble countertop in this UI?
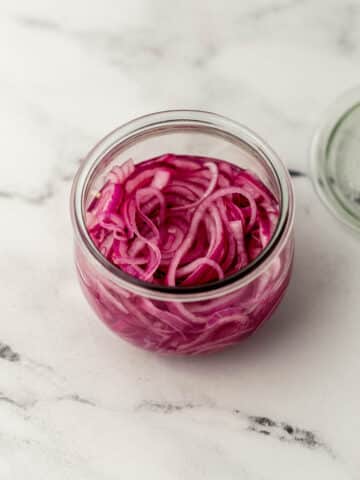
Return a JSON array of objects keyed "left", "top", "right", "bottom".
[{"left": 1, "top": 0, "right": 360, "bottom": 478}]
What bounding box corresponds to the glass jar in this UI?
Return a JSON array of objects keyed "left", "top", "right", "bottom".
[
  {"left": 310, "top": 86, "right": 360, "bottom": 233},
  {"left": 71, "top": 110, "right": 295, "bottom": 355}
]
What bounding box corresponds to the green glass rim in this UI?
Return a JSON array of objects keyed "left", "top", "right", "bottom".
[{"left": 310, "top": 86, "right": 360, "bottom": 233}]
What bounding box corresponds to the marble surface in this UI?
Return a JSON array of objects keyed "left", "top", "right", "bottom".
[{"left": 1, "top": 0, "right": 360, "bottom": 478}]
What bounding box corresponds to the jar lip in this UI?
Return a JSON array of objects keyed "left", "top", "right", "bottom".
[
  {"left": 310, "top": 86, "right": 360, "bottom": 233},
  {"left": 71, "top": 109, "right": 294, "bottom": 301}
]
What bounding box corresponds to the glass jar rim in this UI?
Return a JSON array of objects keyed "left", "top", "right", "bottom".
[
  {"left": 310, "top": 85, "right": 360, "bottom": 233},
  {"left": 71, "top": 109, "right": 294, "bottom": 301}
]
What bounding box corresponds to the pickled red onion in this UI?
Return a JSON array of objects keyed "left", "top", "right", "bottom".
[{"left": 86, "top": 154, "right": 279, "bottom": 287}]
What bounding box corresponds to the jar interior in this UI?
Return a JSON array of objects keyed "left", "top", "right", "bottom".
[{"left": 83, "top": 125, "right": 282, "bottom": 211}]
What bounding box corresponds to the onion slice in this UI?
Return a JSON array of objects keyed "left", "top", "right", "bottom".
[{"left": 86, "top": 154, "right": 279, "bottom": 287}]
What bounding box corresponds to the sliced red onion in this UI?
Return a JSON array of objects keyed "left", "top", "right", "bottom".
[{"left": 86, "top": 154, "right": 279, "bottom": 287}]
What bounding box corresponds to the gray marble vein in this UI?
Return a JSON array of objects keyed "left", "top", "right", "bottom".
[
  {"left": 0, "top": 186, "right": 54, "bottom": 205},
  {"left": 56, "top": 394, "right": 96, "bottom": 407},
  {"left": 136, "top": 400, "right": 198, "bottom": 414},
  {"left": 0, "top": 342, "right": 20, "bottom": 362},
  {"left": 289, "top": 169, "right": 307, "bottom": 178},
  {"left": 247, "top": 414, "right": 329, "bottom": 452},
  {"left": 337, "top": 3, "right": 359, "bottom": 54},
  {"left": 137, "top": 400, "right": 333, "bottom": 455},
  {"left": 16, "top": 16, "right": 62, "bottom": 32},
  {"left": 246, "top": 0, "right": 306, "bottom": 21}
]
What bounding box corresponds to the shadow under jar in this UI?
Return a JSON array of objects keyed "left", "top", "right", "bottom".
[{"left": 71, "top": 110, "right": 295, "bottom": 355}]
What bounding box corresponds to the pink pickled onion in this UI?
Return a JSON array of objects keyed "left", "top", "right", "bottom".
[{"left": 86, "top": 154, "right": 279, "bottom": 287}]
